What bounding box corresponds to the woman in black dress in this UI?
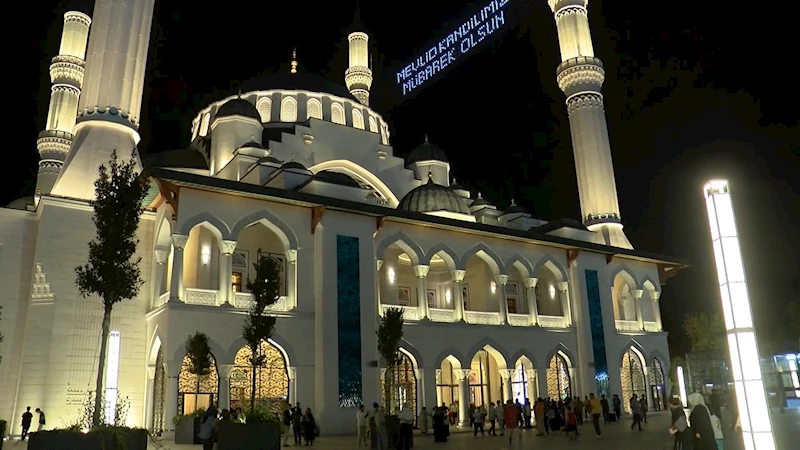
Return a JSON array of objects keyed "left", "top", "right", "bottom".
[
  {"left": 302, "top": 408, "right": 317, "bottom": 446},
  {"left": 688, "top": 393, "right": 717, "bottom": 450},
  {"left": 432, "top": 406, "right": 448, "bottom": 442}
]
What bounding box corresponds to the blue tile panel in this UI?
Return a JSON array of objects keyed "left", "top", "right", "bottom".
[
  {"left": 585, "top": 269, "right": 609, "bottom": 397},
  {"left": 337, "top": 235, "right": 362, "bottom": 407}
]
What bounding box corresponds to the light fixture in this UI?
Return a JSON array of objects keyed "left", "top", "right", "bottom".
[
  {"left": 201, "top": 246, "right": 211, "bottom": 265},
  {"left": 549, "top": 285, "right": 556, "bottom": 299},
  {"left": 490, "top": 281, "right": 496, "bottom": 293},
  {"left": 445, "top": 290, "right": 451, "bottom": 303},
  {"left": 677, "top": 365, "right": 688, "bottom": 407},
  {"left": 104, "top": 331, "right": 121, "bottom": 425},
  {"left": 704, "top": 179, "right": 775, "bottom": 450},
  {"left": 387, "top": 267, "right": 395, "bottom": 284}
]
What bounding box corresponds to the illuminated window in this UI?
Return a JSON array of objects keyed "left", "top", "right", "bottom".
[
  {"left": 191, "top": 121, "right": 199, "bottom": 140},
  {"left": 307, "top": 98, "right": 322, "bottom": 120},
  {"left": 546, "top": 352, "right": 571, "bottom": 400},
  {"left": 437, "top": 359, "right": 460, "bottom": 407},
  {"left": 398, "top": 287, "right": 411, "bottom": 306},
  {"left": 379, "top": 124, "right": 388, "bottom": 144},
  {"left": 368, "top": 116, "right": 378, "bottom": 133},
  {"left": 506, "top": 282, "right": 519, "bottom": 314},
  {"left": 178, "top": 354, "right": 218, "bottom": 415},
  {"left": 230, "top": 341, "right": 289, "bottom": 417},
  {"left": 352, "top": 109, "right": 365, "bottom": 129},
  {"left": 512, "top": 364, "right": 529, "bottom": 404},
  {"left": 280, "top": 97, "right": 297, "bottom": 122},
  {"left": 231, "top": 272, "right": 242, "bottom": 293},
  {"left": 199, "top": 113, "right": 211, "bottom": 136},
  {"left": 620, "top": 348, "right": 646, "bottom": 413},
  {"left": 331, "top": 103, "right": 345, "bottom": 125},
  {"left": 256, "top": 97, "right": 272, "bottom": 122},
  {"left": 380, "top": 351, "right": 417, "bottom": 415}
]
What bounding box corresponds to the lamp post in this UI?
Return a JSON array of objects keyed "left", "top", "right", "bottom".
[
  {"left": 676, "top": 365, "right": 688, "bottom": 408},
  {"left": 703, "top": 179, "right": 775, "bottom": 450}
]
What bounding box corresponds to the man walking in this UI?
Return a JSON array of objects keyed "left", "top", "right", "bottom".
[
  {"left": 612, "top": 394, "right": 622, "bottom": 420},
  {"left": 503, "top": 400, "right": 520, "bottom": 448},
  {"left": 35, "top": 408, "right": 46, "bottom": 432},
  {"left": 600, "top": 395, "right": 610, "bottom": 424},
  {"left": 629, "top": 394, "right": 643, "bottom": 431},
  {"left": 589, "top": 393, "right": 602, "bottom": 436},
  {"left": 356, "top": 404, "right": 369, "bottom": 447},
  {"left": 20, "top": 407, "right": 33, "bottom": 440}
]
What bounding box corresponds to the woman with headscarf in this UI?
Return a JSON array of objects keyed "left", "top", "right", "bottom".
[
  {"left": 667, "top": 397, "right": 689, "bottom": 450},
  {"left": 688, "top": 392, "right": 717, "bottom": 450}
]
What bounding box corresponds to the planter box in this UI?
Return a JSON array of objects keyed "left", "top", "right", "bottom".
[
  {"left": 28, "top": 429, "right": 148, "bottom": 450},
  {"left": 217, "top": 421, "right": 281, "bottom": 450},
  {"left": 175, "top": 416, "right": 202, "bottom": 444}
]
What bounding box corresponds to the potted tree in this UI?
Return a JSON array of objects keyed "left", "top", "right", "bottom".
[
  {"left": 377, "top": 308, "right": 404, "bottom": 449},
  {"left": 175, "top": 332, "right": 213, "bottom": 445},
  {"left": 217, "top": 253, "right": 282, "bottom": 450}
]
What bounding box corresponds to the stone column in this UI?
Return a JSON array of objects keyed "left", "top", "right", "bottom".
[
  {"left": 165, "top": 361, "right": 181, "bottom": 429},
  {"left": 285, "top": 249, "right": 298, "bottom": 309},
  {"left": 651, "top": 291, "right": 663, "bottom": 331},
  {"left": 453, "top": 369, "right": 471, "bottom": 427},
  {"left": 218, "top": 240, "right": 237, "bottom": 306},
  {"left": 644, "top": 366, "right": 654, "bottom": 412},
  {"left": 169, "top": 234, "right": 189, "bottom": 302},
  {"left": 631, "top": 289, "right": 644, "bottom": 330},
  {"left": 523, "top": 277, "right": 539, "bottom": 326},
  {"left": 217, "top": 364, "right": 233, "bottom": 410},
  {"left": 526, "top": 369, "right": 537, "bottom": 402},
  {"left": 145, "top": 365, "right": 156, "bottom": 430},
  {"left": 288, "top": 367, "right": 297, "bottom": 405},
  {"left": 152, "top": 247, "right": 169, "bottom": 306},
  {"left": 422, "top": 368, "right": 437, "bottom": 411},
  {"left": 499, "top": 368, "right": 513, "bottom": 403},
  {"left": 557, "top": 281, "right": 572, "bottom": 327},
  {"left": 537, "top": 367, "right": 548, "bottom": 401},
  {"left": 495, "top": 275, "right": 509, "bottom": 325},
  {"left": 376, "top": 260, "right": 384, "bottom": 316},
  {"left": 451, "top": 269, "right": 466, "bottom": 321},
  {"left": 414, "top": 265, "right": 431, "bottom": 319}
]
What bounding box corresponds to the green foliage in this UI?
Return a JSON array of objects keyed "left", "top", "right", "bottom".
[
  {"left": 683, "top": 311, "right": 725, "bottom": 352},
  {"left": 185, "top": 333, "right": 213, "bottom": 378},
  {"left": 61, "top": 390, "right": 132, "bottom": 432},
  {"left": 171, "top": 408, "right": 205, "bottom": 426},
  {"left": 242, "top": 252, "right": 280, "bottom": 413},
  {"left": 377, "top": 308, "right": 404, "bottom": 410},
  {"left": 243, "top": 404, "right": 282, "bottom": 425},
  {"left": 74, "top": 151, "right": 148, "bottom": 427}
]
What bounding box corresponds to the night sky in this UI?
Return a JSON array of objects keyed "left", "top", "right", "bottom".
[{"left": 11, "top": 1, "right": 799, "bottom": 356}]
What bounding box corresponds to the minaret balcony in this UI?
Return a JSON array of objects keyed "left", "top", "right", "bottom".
[
  {"left": 556, "top": 55, "right": 605, "bottom": 96},
  {"left": 50, "top": 55, "right": 85, "bottom": 86},
  {"left": 345, "top": 66, "right": 373, "bottom": 90}
]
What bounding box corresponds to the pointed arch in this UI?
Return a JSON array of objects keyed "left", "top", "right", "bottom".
[
  {"left": 545, "top": 343, "right": 575, "bottom": 367},
  {"left": 308, "top": 159, "right": 399, "bottom": 207},
  {"left": 608, "top": 265, "right": 640, "bottom": 288},
  {"left": 256, "top": 97, "right": 272, "bottom": 122},
  {"left": 229, "top": 209, "right": 298, "bottom": 251},
  {"left": 148, "top": 326, "right": 162, "bottom": 366},
  {"left": 459, "top": 242, "right": 505, "bottom": 275},
  {"left": 433, "top": 347, "right": 467, "bottom": 369},
  {"left": 510, "top": 349, "right": 537, "bottom": 369},
  {"left": 424, "top": 243, "right": 460, "bottom": 270},
  {"left": 641, "top": 275, "right": 660, "bottom": 295},
  {"left": 330, "top": 102, "right": 345, "bottom": 125},
  {"left": 352, "top": 108, "right": 365, "bottom": 129},
  {"left": 532, "top": 256, "right": 568, "bottom": 282},
  {"left": 465, "top": 337, "right": 510, "bottom": 369},
  {"left": 506, "top": 253, "right": 534, "bottom": 279},
  {"left": 172, "top": 334, "right": 226, "bottom": 366},
  {"left": 649, "top": 348, "right": 668, "bottom": 369},
  {"left": 225, "top": 332, "right": 297, "bottom": 367},
  {"left": 618, "top": 339, "right": 648, "bottom": 365},
  {"left": 178, "top": 212, "right": 230, "bottom": 239},
  {"left": 153, "top": 206, "right": 174, "bottom": 250},
  {"left": 399, "top": 339, "right": 424, "bottom": 368},
  {"left": 375, "top": 231, "right": 425, "bottom": 265},
  {"left": 306, "top": 98, "right": 322, "bottom": 120}
]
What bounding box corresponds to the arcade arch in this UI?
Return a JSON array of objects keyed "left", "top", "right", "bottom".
[
  {"left": 512, "top": 356, "right": 536, "bottom": 404},
  {"left": 182, "top": 222, "right": 224, "bottom": 293},
  {"left": 620, "top": 346, "right": 647, "bottom": 413},
  {"left": 534, "top": 261, "right": 564, "bottom": 317},
  {"left": 468, "top": 345, "right": 507, "bottom": 406},
  {"left": 230, "top": 340, "right": 290, "bottom": 416},
  {"left": 379, "top": 239, "right": 423, "bottom": 315},
  {"left": 177, "top": 352, "right": 220, "bottom": 415},
  {"left": 437, "top": 355, "right": 463, "bottom": 408},
  {"left": 421, "top": 248, "right": 457, "bottom": 311},
  {"left": 612, "top": 270, "right": 638, "bottom": 321},
  {"left": 381, "top": 348, "right": 418, "bottom": 415},
  {"left": 233, "top": 220, "right": 291, "bottom": 298},
  {"left": 462, "top": 249, "right": 501, "bottom": 313},
  {"left": 546, "top": 350, "right": 572, "bottom": 400},
  {"left": 650, "top": 357, "right": 667, "bottom": 411}
]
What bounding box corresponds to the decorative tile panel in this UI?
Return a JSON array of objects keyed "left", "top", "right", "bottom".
[{"left": 336, "top": 235, "right": 362, "bottom": 407}]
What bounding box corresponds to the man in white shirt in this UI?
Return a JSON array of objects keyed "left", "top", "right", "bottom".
[
  {"left": 357, "top": 404, "right": 370, "bottom": 447},
  {"left": 398, "top": 403, "right": 414, "bottom": 450}
]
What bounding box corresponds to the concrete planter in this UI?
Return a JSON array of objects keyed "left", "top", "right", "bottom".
[
  {"left": 174, "top": 416, "right": 202, "bottom": 444},
  {"left": 217, "top": 421, "right": 281, "bottom": 450},
  {"left": 28, "top": 428, "right": 148, "bottom": 450}
]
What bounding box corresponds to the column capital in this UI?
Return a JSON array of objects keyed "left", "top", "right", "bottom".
[
  {"left": 217, "top": 364, "right": 234, "bottom": 379},
  {"left": 376, "top": 259, "right": 383, "bottom": 271},
  {"left": 171, "top": 234, "right": 189, "bottom": 249},
  {"left": 287, "top": 366, "right": 297, "bottom": 381},
  {"left": 494, "top": 274, "right": 509, "bottom": 285},
  {"left": 630, "top": 289, "right": 644, "bottom": 300},
  {"left": 450, "top": 269, "right": 466, "bottom": 282},
  {"left": 452, "top": 368, "right": 471, "bottom": 381},
  {"left": 498, "top": 368, "right": 513, "bottom": 380},
  {"left": 154, "top": 248, "right": 169, "bottom": 264},
  {"left": 557, "top": 281, "right": 569, "bottom": 292},
  {"left": 285, "top": 249, "right": 297, "bottom": 263},
  {"left": 219, "top": 240, "right": 237, "bottom": 255},
  {"left": 525, "top": 368, "right": 536, "bottom": 380},
  {"left": 650, "top": 290, "right": 661, "bottom": 301},
  {"left": 413, "top": 264, "right": 430, "bottom": 278},
  {"left": 523, "top": 277, "right": 538, "bottom": 289}
]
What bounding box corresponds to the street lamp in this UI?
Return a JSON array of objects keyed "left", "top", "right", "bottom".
[
  {"left": 677, "top": 365, "right": 688, "bottom": 407},
  {"left": 703, "top": 179, "right": 775, "bottom": 450}
]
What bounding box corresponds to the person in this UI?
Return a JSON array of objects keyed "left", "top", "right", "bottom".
[
  {"left": 668, "top": 397, "right": 690, "bottom": 450},
  {"left": 504, "top": 400, "right": 520, "bottom": 448},
  {"left": 302, "top": 407, "right": 316, "bottom": 446},
  {"left": 419, "top": 406, "right": 429, "bottom": 435},
  {"left": 20, "top": 407, "right": 33, "bottom": 440},
  {"left": 471, "top": 405, "right": 484, "bottom": 436},
  {"left": 574, "top": 397, "right": 584, "bottom": 426},
  {"left": 291, "top": 403, "right": 303, "bottom": 445},
  {"left": 283, "top": 406, "right": 293, "bottom": 447},
  {"left": 600, "top": 395, "right": 610, "bottom": 424},
  {"left": 612, "top": 394, "right": 622, "bottom": 420},
  {"left": 565, "top": 406, "right": 578, "bottom": 440},
  {"left": 198, "top": 407, "right": 218, "bottom": 450},
  {"left": 534, "top": 398, "right": 546, "bottom": 436},
  {"left": 589, "top": 393, "right": 602, "bottom": 436},
  {"left": 34, "top": 408, "right": 46, "bottom": 432},
  {"left": 371, "top": 403, "right": 388, "bottom": 450},
  {"left": 398, "top": 403, "right": 414, "bottom": 449},
  {"left": 630, "top": 394, "right": 643, "bottom": 431},
  {"left": 432, "top": 406, "right": 449, "bottom": 442},
  {"left": 523, "top": 399, "right": 532, "bottom": 428},
  {"left": 688, "top": 392, "right": 718, "bottom": 450},
  {"left": 487, "top": 402, "right": 497, "bottom": 436},
  {"left": 356, "top": 404, "right": 369, "bottom": 447},
  {"left": 641, "top": 396, "right": 649, "bottom": 423},
  {"left": 708, "top": 389, "right": 722, "bottom": 418},
  {"left": 496, "top": 400, "right": 505, "bottom": 436}
]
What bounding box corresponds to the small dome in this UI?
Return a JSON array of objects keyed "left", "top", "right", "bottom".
[
  {"left": 449, "top": 178, "right": 467, "bottom": 191},
  {"left": 505, "top": 199, "right": 527, "bottom": 214},
  {"left": 470, "top": 193, "right": 493, "bottom": 208},
  {"left": 257, "top": 156, "right": 282, "bottom": 165},
  {"left": 398, "top": 176, "right": 471, "bottom": 215},
  {"left": 281, "top": 161, "right": 308, "bottom": 171},
  {"left": 239, "top": 140, "right": 264, "bottom": 149},
  {"left": 215, "top": 98, "right": 261, "bottom": 121},
  {"left": 406, "top": 136, "right": 448, "bottom": 166}
]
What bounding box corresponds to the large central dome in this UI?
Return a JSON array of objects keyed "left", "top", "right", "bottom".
[{"left": 238, "top": 73, "right": 358, "bottom": 102}]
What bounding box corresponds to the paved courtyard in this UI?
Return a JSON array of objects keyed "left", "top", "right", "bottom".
[{"left": 4, "top": 409, "right": 797, "bottom": 450}]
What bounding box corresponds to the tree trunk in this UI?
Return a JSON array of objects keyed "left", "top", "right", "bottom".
[
  {"left": 383, "top": 365, "right": 393, "bottom": 414},
  {"left": 92, "top": 308, "right": 112, "bottom": 426},
  {"left": 250, "top": 363, "right": 257, "bottom": 414},
  {"left": 195, "top": 378, "right": 201, "bottom": 413}
]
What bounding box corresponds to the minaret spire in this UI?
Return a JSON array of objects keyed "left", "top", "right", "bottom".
[
  {"left": 345, "top": 1, "right": 373, "bottom": 106},
  {"left": 290, "top": 47, "right": 298, "bottom": 74},
  {"left": 548, "top": 0, "right": 632, "bottom": 249}
]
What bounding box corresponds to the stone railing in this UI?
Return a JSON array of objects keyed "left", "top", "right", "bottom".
[
  {"left": 465, "top": 311, "right": 501, "bottom": 326},
  {"left": 538, "top": 315, "right": 568, "bottom": 329},
  {"left": 508, "top": 313, "right": 530, "bottom": 327},
  {"left": 233, "top": 292, "right": 289, "bottom": 312},
  {"left": 615, "top": 320, "right": 641, "bottom": 332},
  {"left": 381, "top": 305, "right": 420, "bottom": 321},
  {"left": 429, "top": 308, "right": 455, "bottom": 323},
  {"left": 644, "top": 321, "right": 660, "bottom": 332},
  {"left": 185, "top": 288, "right": 219, "bottom": 306}
]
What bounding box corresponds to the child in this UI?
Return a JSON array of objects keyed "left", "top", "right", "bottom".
[{"left": 565, "top": 406, "right": 578, "bottom": 440}]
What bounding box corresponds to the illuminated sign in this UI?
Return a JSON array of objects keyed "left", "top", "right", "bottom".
[{"left": 395, "top": 0, "right": 512, "bottom": 97}]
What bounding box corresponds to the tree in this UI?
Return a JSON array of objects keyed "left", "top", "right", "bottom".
[
  {"left": 377, "top": 308, "right": 404, "bottom": 413},
  {"left": 683, "top": 311, "right": 725, "bottom": 352},
  {"left": 75, "top": 150, "right": 148, "bottom": 426},
  {"left": 185, "top": 332, "right": 213, "bottom": 414},
  {"left": 242, "top": 252, "right": 280, "bottom": 413}
]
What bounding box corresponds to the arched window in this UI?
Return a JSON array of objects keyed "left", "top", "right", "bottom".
[
  {"left": 381, "top": 351, "right": 417, "bottom": 415},
  {"left": 437, "top": 358, "right": 460, "bottom": 407},
  {"left": 307, "top": 98, "right": 322, "bottom": 120},
  {"left": 650, "top": 358, "right": 667, "bottom": 411},
  {"left": 379, "top": 124, "right": 388, "bottom": 145},
  {"left": 230, "top": 341, "right": 289, "bottom": 417},
  {"left": 280, "top": 97, "right": 297, "bottom": 122},
  {"left": 331, "top": 103, "right": 345, "bottom": 125},
  {"left": 352, "top": 109, "right": 365, "bottom": 129},
  {"left": 546, "top": 352, "right": 571, "bottom": 400},
  {"left": 191, "top": 120, "right": 199, "bottom": 140},
  {"left": 151, "top": 347, "right": 167, "bottom": 434},
  {"left": 257, "top": 97, "right": 272, "bottom": 122},
  {"left": 178, "top": 354, "right": 219, "bottom": 415},
  {"left": 368, "top": 116, "right": 378, "bottom": 133},
  {"left": 512, "top": 363, "right": 529, "bottom": 404},
  {"left": 620, "top": 348, "right": 647, "bottom": 413},
  {"left": 200, "top": 113, "right": 211, "bottom": 136}
]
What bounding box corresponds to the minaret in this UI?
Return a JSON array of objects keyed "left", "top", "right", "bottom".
[
  {"left": 51, "top": 0, "right": 157, "bottom": 200},
  {"left": 548, "top": 0, "right": 633, "bottom": 249},
  {"left": 291, "top": 48, "right": 298, "bottom": 74},
  {"left": 35, "top": 11, "right": 91, "bottom": 198},
  {"left": 345, "top": 6, "right": 372, "bottom": 106}
]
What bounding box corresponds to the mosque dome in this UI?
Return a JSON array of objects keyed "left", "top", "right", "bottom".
[
  {"left": 215, "top": 98, "right": 261, "bottom": 121},
  {"left": 398, "top": 176, "right": 471, "bottom": 215},
  {"left": 470, "top": 193, "right": 494, "bottom": 209},
  {"left": 505, "top": 199, "right": 527, "bottom": 214},
  {"left": 238, "top": 140, "right": 264, "bottom": 149},
  {"left": 257, "top": 156, "right": 282, "bottom": 165},
  {"left": 406, "top": 137, "right": 448, "bottom": 166},
  {"left": 239, "top": 73, "right": 358, "bottom": 102},
  {"left": 280, "top": 161, "right": 309, "bottom": 171}
]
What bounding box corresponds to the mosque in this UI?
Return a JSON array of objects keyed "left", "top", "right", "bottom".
[{"left": 0, "top": 0, "right": 685, "bottom": 435}]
